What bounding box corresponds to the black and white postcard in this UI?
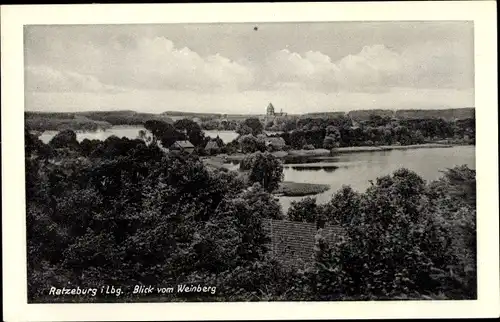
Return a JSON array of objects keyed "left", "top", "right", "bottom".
[{"left": 2, "top": 2, "right": 499, "bottom": 321}]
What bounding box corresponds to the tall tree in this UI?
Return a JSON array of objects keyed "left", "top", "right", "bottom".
[
  {"left": 242, "top": 152, "right": 284, "bottom": 192},
  {"left": 238, "top": 134, "right": 266, "bottom": 153},
  {"left": 144, "top": 120, "right": 185, "bottom": 147},
  {"left": 49, "top": 129, "right": 80, "bottom": 150},
  {"left": 173, "top": 118, "right": 206, "bottom": 147},
  {"left": 238, "top": 118, "right": 264, "bottom": 136}
]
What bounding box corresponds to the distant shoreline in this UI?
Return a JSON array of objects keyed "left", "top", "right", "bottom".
[
  {"left": 333, "top": 143, "right": 459, "bottom": 154},
  {"left": 204, "top": 143, "right": 474, "bottom": 172},
  {"left": 221, "top": 143, "right": 470, "bottom": 162}
]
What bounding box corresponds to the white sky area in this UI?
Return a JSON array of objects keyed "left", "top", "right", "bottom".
[{"left": 24, "top": 22, "right": 474, "bottom": 114}]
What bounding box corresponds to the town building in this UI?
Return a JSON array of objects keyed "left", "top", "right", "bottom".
[
  {"left": 170, "top": 140, "right": 195, "bottom": 154},
  {"left": 204, "top": 140, "right": 220, "bottom": 155}
]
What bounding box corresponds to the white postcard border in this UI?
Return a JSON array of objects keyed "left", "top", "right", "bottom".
[{"left": 2, "top": 2, "right": 498, "bottom": 321}]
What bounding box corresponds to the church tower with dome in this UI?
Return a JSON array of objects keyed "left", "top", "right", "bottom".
[
  {"left": 267, "top": 102, "right": 275, "bottom": 116},
  {"left": 264, "top": 102, "right": 287, "bottom": 125}
]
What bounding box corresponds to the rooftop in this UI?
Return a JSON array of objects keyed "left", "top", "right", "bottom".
[
  {"left": 263, "top": 219, "right": 344, "bottom": 266},
  {"left": 205, "top": 140, "right": 220, "bottom": 150},
  {"left": 171, "top": 140, "right": 195, "bottom": 148}
]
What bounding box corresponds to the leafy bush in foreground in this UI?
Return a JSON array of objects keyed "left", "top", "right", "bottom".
[{"left": 306, "top": 167, "right": 476, "bottom": 300}]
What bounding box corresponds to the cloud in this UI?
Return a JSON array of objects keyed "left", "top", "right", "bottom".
[
  {"left": 96, "top": 36, "right": 254, "bottom": 92},
  {"left": 25, "top": 65, "right": 122, "bottom": 93},
  {"left": 335, "top": 45, "right": 403, "bottom": 91},
  {"left": 399, "top": 41, "right": 474, "bottom": 89},
  {"left": 263, "top": 43, "right": 472, "bottom": 92},
  {"left": 263, "top": 49, "right": 339, "bottom": 90},
  {"left": 24, "top": 31, "right": 473, "bottom": 101},
  {"left": 25, "top": 36, "right": 255, "bottom": 93}
]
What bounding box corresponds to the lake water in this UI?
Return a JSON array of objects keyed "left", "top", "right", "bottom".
[
  {"left": 205, "top": 130, "right": 239, "bottom": 143},
  {"left": 278, "top": 146, "right": 475, "bottom": 212},
  {"left": 37, "top": 126, "right": 144, "bottom": 143},
  {"left": 37, "top": 126, "right": 239, "bottom": 144}
]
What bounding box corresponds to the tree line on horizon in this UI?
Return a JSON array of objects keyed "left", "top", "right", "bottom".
[
  {"left": 25, "top": 107, "right": 474, "bottom": 132},
  {"left": 234, "top": 114, "right": 474, "bottom": 153}
]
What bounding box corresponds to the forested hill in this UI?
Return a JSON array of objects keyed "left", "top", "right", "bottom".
[
  {"left": 25, "top": 111, "right": 174, "bottom": 132},
  {"left": 393, "top": 108, "right": 475, "bottom": 121},
  {"left": 78, "top": 111, "right": 174, "bottom": 125},
  {"left": 305, "top": 108, "right": 475, "bottom": 122},
  {"left": 160, "top": 111, "right": 222, "bottom": 118},
  {"left": 160, "top": 107, "right": 475, "bottom": 122},
  {"left": 161, "top": 111, "right": 266, "bottom": 121}
]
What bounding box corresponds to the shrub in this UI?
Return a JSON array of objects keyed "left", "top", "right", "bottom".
[
  {"left": 323, "top": 136, "right": 336, "bottom": 149},
  {"left": 309, "top": 167, "right": 477, "bottom": 300},
  {"left": 287, "top": 197, "right": 318, "bottom": 223},
  {"left": 26, "top": 140, "right": 287, "bottom": 301},
  {"left": 49, "top": 129, "right": 80, "bottom": 150},
  {"left": 321, "top": 185, "right": 362, "bottom": 226},
  {"left": 239, "top": 134, "right": 266, "bottom": 153},
  {"left": 329, "top": 148, "right": 338, "bottom": 156}
]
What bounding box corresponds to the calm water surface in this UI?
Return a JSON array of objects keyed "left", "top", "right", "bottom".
[
  {"left": 204, "top": 130, "right": 239, "bottom": 143},
  {"left": 37, "top": 126, "right": 144, "bottom": 143},
  {"left": 37, "top": 126, "right": 239, "bottom": 144},
  {"left": 278, "top": 146, "right": 475, "bottom": 212}
]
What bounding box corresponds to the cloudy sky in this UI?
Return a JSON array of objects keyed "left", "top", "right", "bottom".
[{"left": 24, "top": 22, "right": 474, "bottom": 114}]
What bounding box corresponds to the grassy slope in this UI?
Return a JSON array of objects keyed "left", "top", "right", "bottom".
[{"left": 276, "top": 181, "right": 330, "bottom": 197}]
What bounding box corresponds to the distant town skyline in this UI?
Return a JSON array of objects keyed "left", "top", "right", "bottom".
[{"left": 24, "top": 22, "right": 474, "bottom": 114}]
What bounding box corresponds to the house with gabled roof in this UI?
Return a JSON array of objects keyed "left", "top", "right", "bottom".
[
  {"left": 170, "top": 140, "right": 195, "bottom": 154},
  {"left": 205, "top": 140, "right": 220, "bottom": 155}
]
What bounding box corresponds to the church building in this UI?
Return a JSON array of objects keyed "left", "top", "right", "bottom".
[{"left": 264, "top": 102, "right": 287, "bottom": 125}]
